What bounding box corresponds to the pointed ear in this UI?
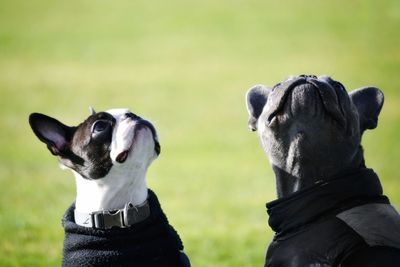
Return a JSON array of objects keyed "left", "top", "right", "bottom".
[
  {"left": 29, "top": 113, "right": 73, "bottom": 156},
  {"left": 246, "top": 85, "right": 271, "bottom": 131},
  {"left": 89, "top": 106, "right": 96, "bottom": 115},
  {"left": 349, "top": 87, "right": 384, "bottom": 133}
]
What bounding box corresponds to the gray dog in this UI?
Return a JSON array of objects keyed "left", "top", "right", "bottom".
[{"left": 246, "top": 75, "right": 400, "bottom": 266}]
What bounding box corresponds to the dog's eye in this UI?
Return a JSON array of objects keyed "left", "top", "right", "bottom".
[{"left": 92, "top": 120, "right": 110, "bottom": 133}]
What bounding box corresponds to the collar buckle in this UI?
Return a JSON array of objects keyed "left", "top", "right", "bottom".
[
  {"left": 92, "top": 209, "right": 126, "bottom": 229},
  {"left": 75, "top": 201, "right": 151, "bottom": 229}
]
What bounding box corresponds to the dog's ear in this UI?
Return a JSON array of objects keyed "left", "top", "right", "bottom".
[
  {"left": 349, "top": 87, "right": 384, "bottom": 133},
  {"left": 29, "top": 113, "right": 74, "bottom": 156},
  {"left": 246, "top": 85, "right": 271, "bottom": 131},
  {"left": 89, "top": 106, "right": 96, "bottom": 115}
]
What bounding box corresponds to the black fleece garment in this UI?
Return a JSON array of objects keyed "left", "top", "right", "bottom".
[
  {"left": 265, "top": 168, "right": 400, "bottom": 267},
  {"left": 62, "top": 189, "right": 190, "bottom": 267}
]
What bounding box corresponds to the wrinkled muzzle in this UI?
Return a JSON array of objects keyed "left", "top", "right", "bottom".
[{"left": 264, "top": 75, "right": 352, "bottom": 129}]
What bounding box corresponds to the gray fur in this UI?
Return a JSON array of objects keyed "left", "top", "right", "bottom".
[
  {"left": 245, "top": 75, "right": 384, "bottom": 197},
  {"left": 349, "top": 87, "right": 384, "bottom": 133},
  {"left": 246, "top": 85, "right": 271, "bottom": 131},
  {"left": 337, "top": 203, "right": 400, "bottom": 249}
]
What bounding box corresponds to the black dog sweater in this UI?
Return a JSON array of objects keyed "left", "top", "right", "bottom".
[
  {"left": 265, "top": 168, "right": 400, "bottom": 267},
  {"left": 62, "top": 189, "right": 190, "bottom": 267}
]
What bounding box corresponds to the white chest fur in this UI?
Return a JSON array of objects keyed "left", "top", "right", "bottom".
[{"left": 73, "top": 167, "right": 148, "bottom": 213}]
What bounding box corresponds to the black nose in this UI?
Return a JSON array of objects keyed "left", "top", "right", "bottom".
[
  {"left": 124, "top": 112, "right": 140, "bottom": 120},
  {"left": 299, "top": 74, "right": 317, "bottom": 80}
]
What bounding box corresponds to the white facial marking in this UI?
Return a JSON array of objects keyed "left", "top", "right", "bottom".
[
  {"left": 105, "top": 108, "right": 156, "bottom": 164},
  {"left": 106, "top": 108, "right": 132, "bottom": 162},
  {"left": 105, "top": 108, "right": 129, "bottom": 117},
  {"left": 73, "top": 108, "right": 158, "bottom": 214}
]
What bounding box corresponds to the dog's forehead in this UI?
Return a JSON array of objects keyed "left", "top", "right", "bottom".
[{"left": 105, "top": 108, "right": 130, "bottom": 120}]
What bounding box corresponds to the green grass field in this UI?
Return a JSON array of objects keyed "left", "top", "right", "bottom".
[{"left": 1, "top": 0, "right": 399, "bottom": 266}]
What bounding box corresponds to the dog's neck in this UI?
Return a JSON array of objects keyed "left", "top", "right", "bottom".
[
  {"left": 273, "top": 147, "right": 365, "bottom": 198},
  {"left": 73, "top": 167, "right": 149, "bottom": 213}
]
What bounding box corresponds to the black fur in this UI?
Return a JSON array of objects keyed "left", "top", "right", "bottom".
[
  {"left": 62, "top": 190, "right": 190, "bottom": 267},
  {"left": 29, "top": 111, "right": 160, "bottom": 179}
]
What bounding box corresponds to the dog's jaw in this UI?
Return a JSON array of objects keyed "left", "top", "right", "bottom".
[{"left": 73, "top": 167, "right": 148, "bottom": 213}]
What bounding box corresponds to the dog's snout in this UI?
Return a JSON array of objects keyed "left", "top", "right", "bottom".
[
  {"left": 299, "top": 74, "right": 317, "bottom": 80},
  {"left": 123, "top": 112, "right": 140, "bottom": 120}
]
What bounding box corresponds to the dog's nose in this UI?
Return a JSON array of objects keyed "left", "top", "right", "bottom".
[
  {"left": 123, "top": 112, "right": 140, "bottom": 120},
  {"left": 299, "top": 74, "right": 318, "bottom": 80}
]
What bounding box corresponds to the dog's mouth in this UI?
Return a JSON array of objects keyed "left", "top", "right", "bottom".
[{"left": 115, "top": 119, "right": 160, "bottom": 164}]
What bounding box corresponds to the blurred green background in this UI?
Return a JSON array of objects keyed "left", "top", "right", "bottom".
[{"left": 0, "top": 0, "right": 399, "bottom": 266}]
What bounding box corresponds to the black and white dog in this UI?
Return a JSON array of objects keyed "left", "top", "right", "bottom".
[
  {"left": 29, "top": 108, "right": 190, "bottom": 267},
  {"left": 246, "top": 76, "right": 400, "bottom": 266}
]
